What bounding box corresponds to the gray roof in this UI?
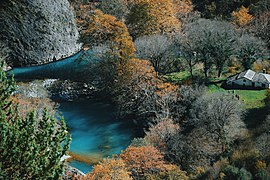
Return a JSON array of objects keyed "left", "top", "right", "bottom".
[
  {"left": 253, "top": 73, "right": 270, "bottom": 83},
  {"left": 238, "top": 69, "right": 256, "bottom": 80},
  {"left": 263, "top": 74, "right": 270, "bottom": 82}
]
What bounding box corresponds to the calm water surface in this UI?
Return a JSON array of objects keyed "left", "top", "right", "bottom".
[{"left": 58, "top": 100, "right": 134, "bottom": 173}]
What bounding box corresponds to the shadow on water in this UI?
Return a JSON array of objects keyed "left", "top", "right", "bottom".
[{"left": 7, "top": 50, "right": 100, "bottom": 81}]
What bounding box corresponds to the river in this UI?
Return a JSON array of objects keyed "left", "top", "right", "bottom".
[
  {"left": 9, "top": 50, "right": 135, "bottom": 174},
  {"left": 58, "top": 100, "right": 134, "bottom": 173}
]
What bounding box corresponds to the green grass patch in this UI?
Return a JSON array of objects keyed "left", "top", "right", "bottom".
[
  {"left": 208, "top": 76, "right": 227, "bottom": 82},
  {"left": 208, "top": 84, "right": 226, "bottom": 93},
  {"left": 208, "top": 84, "right": 267, "bottom": 109},
  {"left": 234, "top": 89, "right": 267, "bottom": 109},
  {"left": 163, "top": 71, "right": 191, "bottom": 83}
]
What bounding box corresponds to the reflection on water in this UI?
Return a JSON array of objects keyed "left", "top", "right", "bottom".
[{"left": 58, "top": 101, "right": 134, "bottom": 173}]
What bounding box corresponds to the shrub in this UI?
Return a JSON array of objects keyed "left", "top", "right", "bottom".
[{"left": 223, "top": 165, "right": 252, "bottom": 180}]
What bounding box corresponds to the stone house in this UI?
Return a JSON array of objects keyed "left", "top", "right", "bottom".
[{"left": 226, "top": 69, "right": 270, "bottom": 89}]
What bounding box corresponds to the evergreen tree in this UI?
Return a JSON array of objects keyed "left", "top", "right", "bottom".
[{"left": 0, "top": 60, "right": 71, "bottom": 179}]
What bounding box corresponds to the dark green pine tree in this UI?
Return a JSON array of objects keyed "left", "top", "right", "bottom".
[{"left": 0, "top": 60, "right": 71, "bottom": 179}]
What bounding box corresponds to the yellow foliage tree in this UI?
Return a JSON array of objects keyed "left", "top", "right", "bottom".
[
  {"left": 126, "top": 0, "right": 181, "bottom": 39},
  {"left": 81, "top": 158, "right": 132, "bottom": 180},
  {"left": 80, "top": 10, "right": 136, "bottom": 91},
  {"left": 232, "top": 6, "right": 253, "bottom": 26},
  {"left": 80, "top": 10, "right": 135, "bottom": 60},
  {"left": 115, "top": 58, "right": 158, "bottom": 89},
  {"left": 255, "top": 160, "right": 267, "bottom": 170},
  {"left": 156, "top": 164, "right": 189, "bottom": 180}
]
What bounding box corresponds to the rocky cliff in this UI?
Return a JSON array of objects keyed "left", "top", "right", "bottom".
[{"left": 0, "top": 0, "right": 81, "bottom": 67}]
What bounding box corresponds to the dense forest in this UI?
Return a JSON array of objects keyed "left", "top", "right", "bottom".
[{"left": 1, "top": 0, "right": 270, "bottom": 179}]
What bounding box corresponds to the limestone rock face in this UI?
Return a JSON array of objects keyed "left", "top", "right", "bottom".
[{"left": 0, "top": 0, "right": 81, "bottom": 67}]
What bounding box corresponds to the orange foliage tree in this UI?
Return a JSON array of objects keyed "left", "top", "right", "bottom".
[
  {"left": 126, "top": 0, "right": 181, "bottom": 39},
  {"left": 113, "top": 58, "right": 159, "bottom": 118},
  {"left": 79, "top": 10, "right": 136, "bottom": 91},
  {"left": 232, "top": 6, "right": 253, "bottom": 26},
  {"left": 155, "top": 83, "right": 178, "bottom": 120},
  {"left": 80, "top": 10, "right": 135, "bottom": 60},
  {"left": 75, "top": 147, "right": 188, "bottom": 179},
  {"left": 83, "top": 158, "right": 132, "bottom": 180},
  {"left": 114, "top": 58, "right": 179, "bottom": 123},
  {"left": 114, "top": 58, "right": 178, "bottom": 125},
  {"left": 115, "top": 58, "right": 158, "bottom": 91},
  {"left": 120, "top": 146, "right": 166, "bottom": 177},
  {"left": 11, "top": 82, "right": 56, "bottom": 118},
  {"left": 120, "top": 145, "right": 188, "bottom": 179}
]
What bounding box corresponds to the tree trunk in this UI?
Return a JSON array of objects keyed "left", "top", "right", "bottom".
[
  {"left": 189, "top": 62, "right": 193, "bottom": 79},
  {"left": 218, "top": 69, "right": 222, "bottom": 77},
  {"left": 204, "top": 67, "right": 208, "bottom": 78}
]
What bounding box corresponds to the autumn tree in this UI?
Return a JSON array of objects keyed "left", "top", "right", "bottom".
[
  {"left": 232, "top": 6, "right": 253, "bottom": 26},
  {"left": 155, "top": 83, "right": 179, "bottom": 121},
  {"left": 113, "top": 58, "right": 159, "bottom": 123},
  {"left": 120, "top": 146, "right": 166, "bottom": 178},
  {"left": 126, "top": 0, "right": 180, "bottom": 39},
  {"left": 80, "top": 10, "right": 135, "bottom": 91},
  {"left": 114, "top": 58, "right": 179, "bottom": 125},
  {"left": 172, "top": 0, "right": 193, "bottom": 19},
  {"left": 85, "top": 158, "right": 132, "bottom": 180},
  {"left": 80, "top": 10, "right": 135, "bottom": 59},
  {"left": 12, "top": 81, "right": 56, "bottom": 118},
  {"left": 0, "top": 60, "right": 71, "bottom": 179},
  {"left": 135, "top": 34, "right": 177, "bottom": 73},
  {"left": 145, "top": 118, "right": 180, "bottom": 151},
  {"left": 144, "top": 164, "right": 189, "bottom": 180},
  {"left": 192, "top": 0, "right": 255, "bottom": 19},
  {"left": 77, "top": 145, "right": 188, "bottom": 180},
  {"left": 237, "top": 34, "right": 268, "bottom": 70}
]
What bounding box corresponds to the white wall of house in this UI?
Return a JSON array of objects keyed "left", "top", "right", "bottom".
[
  {"left": 234, "top": 78, "right": 253, "bottom": 87},
  {"left": 227, "top": 78, "right": 270, "bottom": 88}
]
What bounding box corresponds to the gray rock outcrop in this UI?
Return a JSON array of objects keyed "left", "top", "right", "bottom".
[{"left": 0, "top": 0, "right": 81, "bottom": 67}]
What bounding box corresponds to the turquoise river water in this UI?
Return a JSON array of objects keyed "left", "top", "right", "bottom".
[{"left": 58, "top": 100, "right": 134, "bottom": 173}]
